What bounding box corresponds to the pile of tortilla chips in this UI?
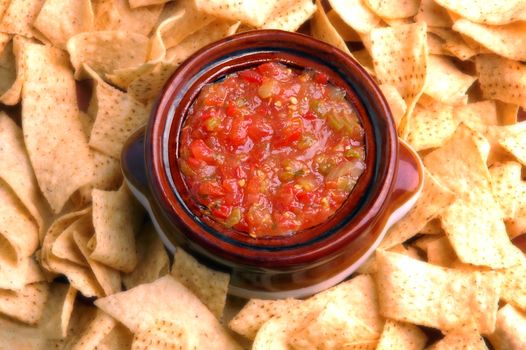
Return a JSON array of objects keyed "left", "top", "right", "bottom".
[{"left": 0, "top": 0, "right": 525, "bottom": 349}]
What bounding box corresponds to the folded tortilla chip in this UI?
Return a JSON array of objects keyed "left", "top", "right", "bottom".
[
  {"left": 501, "top": 256, "right": 526, "bottom": 311},
  {"left": 365, "top": 0, "right": 419, "bottom": 19},
  {"left": 0, "top": 0, "right": 44, "bottom": 37},
  {"left": 476, "top": 55, "right": 526, "bottom": 109},
  {"left": 122, "top": 222, "right": 169, "bottom": 290},
  {"left": 67, "top": 309, "right": 117, "bottom": 350},
  {"left": 415, "top": 0, "right": 452, "bottom": 27},
  {"left": 488, "top": 304, "right": 526, "bottom": 350},
  {"left": 260, "top": 0, "right": 316, "bottom": 31},
  {"left": 490, "top": 122, "right": 526, "bottom": 166},
  {"left": 40, "top": 283, "right": 77, "bottom": 339},
  {"left": 0, "top": 36, "right": 30, "bottom": 106},
  {"left": 376, "top": 250, "right": 501, "bottom": 333},
  {"left": 89, "top": 184, "right": 144, "bottom": 273},
  {"left": 379, "top": 84, "right": 407, "bottom": 127},
  {"left": 375, "top": 320, "right": 427, "bottom": 350},
  {"left": 194, "top": 0, "right": 278, "bottom": 27},
  {"left": 33, "top": 0, "right": 93, "bottom": 49},
  {"left": 424, "top": 55, "right": 476, "bottom": 105},
  {"left": 0, "top": 40, "right": 16, "bottom": 96},
  {"left": 380, "top": 168, "right": 455, "bottom": 249},
  {"left": 327, "top": 9, "right": 361, "bottom": 42},
  {"left": 22, "top": 42, "right": 94, "bottom": 213},
  {"left": 92, "top": 0, "right": 162, "bottom": 36},
  {"left": 52, "top": 215, "right": 89, "bottom": 266},
  {"left": 433, "top": 0, "right": 526, "bottom": 25},
  {"left": 427, "top": 27, "right": 478, "bottom": 61},
  {"left": 490, "top": 161, "right": 525, "bottom": 220},
  {"left": 328, "top": 0, "right": 381, "bottom": 34},
  {"left": 311, "top": 0, "right": 350, "bottom": 55},
  {"left": 93, "top": 323, "right": 133, "bottom": 350},
  {"left": 171, "top": 248, "right": 229, "bottom": 320},
  {"left": 427, "top": 330, "right": 488, "bottom": 349},
  {"left": 0, "top": 254, "right": 31, "bottom": 292},
  {"left": 0, "top": 282, "right": 49, "bottom": 325},
  {"left": 95, "top": 275, "right": 242, "bottom": 349}
]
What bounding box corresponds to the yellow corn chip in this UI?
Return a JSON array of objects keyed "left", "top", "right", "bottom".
[
  {"left": 379, "top": 84, "right": 407, "bottom": 126},
  {"left": 89, "top": 184, "right": 144, "bottom": 273},
  {"left": 327, "top": 9, "right": 361, "bottom": 42},
  {"left": 376, "top": 250, "right": 501, "bottom": 333},
  {"left": 67, "top": 309, "right": 117, "bottom": 350},
  {"left": 380, "top": 168, "right": 455, "bottom": 249},
  {"left": 370, "top": 23, "right": 428, "bottom": 135},
  {"left": 171, "top": 248, "right": 229, "bottom": 320},
  {"left": 0, "top": 0, "right": 44, "bottom": 37},
  {"left": 490, "top": 162, "right": 525, "bottom": 220},
  {"left": 424, "top": 55, "right": 476, "bottom": 105},
  {"left": 0, "top": 40, "right": 16, "bottom": 96},
  {"left": 40, "top": 283, "right": 77, "bottom": 339},
  {"left": 406, "top": 100, "right": 459, "bottom": 151},
  {"left": 51, "top": 217, "right": 88, "bottom": 266},
  {"left": 194, "top": 0, "right": 278, "bottom": 27},
  {"left": 490, "top": 122, "right": 526, "bottom": 166},
  {"left": 476, "top": 55, "right": 526, "bottom": 109},
  {"left": 95, "top": 275, "right": 243, "bottom": 349},
  {"left": 260, "top": 0, "right": 316, "bottom": 31},
  {"left": 454, "top": 101, "right": 498, "bottom": 134},
  {"left": 365, "top": 0, "right": 420, "bottom": 19},
  {"left": 427, "top": 330, "right": 488, "bottom": 349},
  {"left": 422, "top": 235, "right": 457, "bottom": 267},
  {"left": 433, "top": 0, "right": 526, "bottom": 25},
  {"left": 427, "top": 33, "right": 448, "bottom": 56},
  {"left": 93, "top": 323, "right": 133, "bottom": 350},
  {"left": 328, "top": 0, "right": 381, "bottom": 34},
  {"left": 419, "top": 218, "right": 444, "bottom": 234},
  {"left": 67, "top": 31, "right": 149, "bottom": 80},
  {"left": 229, "top": 298, "right": 301, "bottom": 340},
  {"left": 415, "top": 0, "right": 452, "bottom": 27},
  {"left": 427, "top": 27, "right": 478, "bottom": 61},
  {"left": 22, "top": 42, "right": 94, "bottom": 213},
  {"left": 501, "top": 256, "right": 526, "bottom": 311},
  {"left": 128, "top": 62, "right": 177, "bottom": 103},
  {"left": 93, "top": 0, "right": 162, "bottom": 36},
  {"left": 122, "top": 222, "right": 168, "bottom": 290},
  {"left": 0, "top": 282, "right": 49, "bottom": 325},
  {"left": 488, "top": 304, "right": 526, "bottom": 350},
  {"left": 129, "top": 0, "right": 171, "bottom": 8},
  {"left": 311, "top": 0, "right": 351, "bottom": 55},
  {"left": 375, "top": 320, "right": 427, "bottom": 350},
  {"left": 0, "top": 36, "right": 30, "bottom": 106},
  {"left": 131, "top": 319, "right": 191, "bottom": 350},
  {"left": 33, "top": 0, "right": 93, "bottom": 49}
]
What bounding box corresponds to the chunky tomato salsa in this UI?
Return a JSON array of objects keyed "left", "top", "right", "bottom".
[{"left": 178, "top": 62, "right": 365, "bottom": 237}]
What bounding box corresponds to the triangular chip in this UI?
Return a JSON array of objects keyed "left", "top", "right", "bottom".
[
  {"left": 193, "top": 0, "right": 278, "bottom": 27},
  {"left": 415, "top": 0, "right": 452, "bottom": 27},
  {"left": 0, "top": 0, "right": 44, "bottom": 37},
  {"left": 491, "top": 122, "right": 526, "bottom": 166},
  {"left": 326, "top": 9, "right": 361, "bottom": 42},
  {"left": 375, "top": 320, "right": 427, "bottom": 350},
  {"left": 454, "top": 100, "right": 498, "bottom": 134},
  {"left": 40, "top": 283, "right": 77, "bottom": 339},
  {"left": 311, "top": 0, "right": 350, "bottom": 54},
  {"left": 488, "top": 304, "right": 526, "bottom": 350},
  {"left": 0, "top": 282, "right": 49, "bottom": 325},
  {"left": 328, "top": 0, "right": 381, "bottom": 34},
  {"left": 425, "top": 236, "right": 457, "bottom": 267},
  {"left": 490, "top": 161, "right": 525, "bottom": 220},
  {"left": 433, "top": 0, "right": 526, "bottom": 25},
  {"left": 128, "top": 62, "right": 177, "bottom": 103},
  {"left": 66, "top": 309, "right": 117, "bottom": 350},
  {"left": 365, "top": 0, "right": 419, "bottom": 19},
  {"left": 379, "top": 84, "right": 407, "bottom": 127},
  {"left": 260, "top": 0, "right": 316, "bottom": 31},
  {"left": 92, "top": 0, "right": 162, "bottom": 36},
  {"left": 95, "top": 275, "right": 242, "bottom": 349},
  {"left": 501, "top": 256, "right": 526, "bottom": 311},
  {"left": 93, "top": 323, "right": 133, "bottom": 350},
  {"left": 52, "top": 217, "right": 88, "bottom": 266},
  {"left": 427, "top": 330, "right": 488, "bottom": 350}
]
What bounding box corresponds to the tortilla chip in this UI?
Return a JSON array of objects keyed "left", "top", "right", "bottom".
[
  {"left": 0, "top": 36, "right": 30, "bottom": 106},
  {"left": 95, "top": 275, "right": 242, "bottom": 349},
  {"left": 129, "top": 0, "right": 171, "bottom": 8},
  {"left": 379, "top": 84, "right": 407, "bottom": 126},
  {"left": 89, "top": 184, "right": 144, "bottom": 273},
  {"left": 229, "top": 298, "right": 301, "bottom": 340},
  {"left": 171, "top": 248, "right": 229, "bottom": 320},
  {"left": 67, "top": 309, "right": 117, "bottom": 350},
  {"left": 501, "top": 256, "right": 526, "bottom": 311},
  {"left": 194, "top": 0, "right": 278, "bottom": 27},
  {"left": 93, "top": 323, "right": 133, "bottom": 350},
  {"left": 454, "top": 100, "right": 498, "bottom": 134},
  {"left": 365, "top": 0, "right": 419, "bottom": 19},
  {"left": 376, "top": 250, "right": 501, "bottom": 333},
  {"left": 433, "top": 0, "right": 526, "bottom": 25},
  {"left": 488, "top": 304, "right": 526, "bottom": 350},
  {"left": 491, "top": 122, "right": 526, "bottom": 166},
  {"left": 424, "top": 124, "right": 522, "bottom": 268},
  {"left": 375, "top": 320, "right": 427, "bottom": 350},
  {"left": 33, "top": 0, "right": 93, "bottom": 49},
  {"left": 418, "top": 218, "right": 444, "bottom": 234},
  {"left": 490, "top": 162, "right": 524, "bottom": 220},
  {"left": 406, "top": 100, "right": 459, "bottom": 151},
  {"left": 328, "top": 0, "right": 381, "bottom": 34},
  {"left": 260, "top": 0, "right": 316, "bottom": 31},
  {"left": 128, "top": 62, "right": 177, "bottom": 103},
  {"left": 425, "top": 236, "right": 457, "bottom": 267},
  {"left": 0, "top": 282, "right": 49, "bottom": 325},
  {"left": 22, "top": 42, "right": 94, "bottom": 213},
  {"left": 51, "top": 216, "right": 88, "bottom": 266},
  {"left": 311, "top": 0, "right": 350, "bottom": 55},
  {"left": 0, "top": 255, "right": 31, "bottom": 292},
  {"left": 164, "top": 20, "right": 241, "bottom": 65},
  {"left": 67, "top": 31, "right": 149, "bottom": 80},
  {"left": 73, "top": 215, "right": 121, "bottom": 296},
  {"left": 92, "top": 0, "right": 162, "bottom": 36},
  {"left": 415, "top": 0, "right": 452, "bottom": 27},
  {"left": 423, "top": 55, "right": 476, "bottom": 105},
  {"left": 427, "top": 32, "right": 448, "bottom": 56},
  {"left": 0, "top": 39, "right": 16, "bottom": 95},
  {"left": 327, "top": 9, "right": 361, "bottom": 42},
  {"left": 380, "top": 168, "right": 455, "bottom": 249},
  {"left": 122, "top": 221, "right": 169, "bottom": 290},
  {"left": 476, "top": 55, "right": 526, "bottom": 109},
  {"left": 0, "top": 0, "right": 44, "bottom": 37},
  {"left": 427, "top": 330, "right": 488, "bottom": 350},
  {"left": 427, "top": 27, "right": 478, "bottom": 61},
  {"left": 370, "top": 23, "right": 428, "bottom": 135},
  {"left": 40, "top": 283, "right": 77, "bottom": 339},
  {"left": 0, "top": 314, "right": 48, "bottom": 348},
  {"left": 88, "top": 81, "right": 149, "bottom": 159}
]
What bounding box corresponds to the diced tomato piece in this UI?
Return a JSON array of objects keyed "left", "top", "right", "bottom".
[
  {"left": 187, "top": 157, "right": 202, "bottom": 169},
  {"left": 225, "top": 101, "right": 239, "bottom": 117},
  {"left": 235, "top": 166, "right": 246, "bottom": 179},
  {"left": 304, "top": 111, "right": 317, "bottom": 120},
  {"left": 238, "top": 69, "right": 263, "bottom": 84},
  {"left": 296, "top": 190, "right": 315, "bottom": 204},
  {"left": 228, "top": 118, "right": 248, "bottom": 146},
  {"left": 314, "top": 72, "right": 329, "bottom": 84},
  {"left": 211, "top": 205, "right": 231, "bottom": 219},
  {"left": 274, "top": 118, "right": 302, "bottom": 147},
  {"left": 190, "top": 140, "right": 215, "bottom": 163},
  {"left": 198, "top": 182, "right": 225, "bottom": 197},
  {"left": 247, "top": 118, "right": 273, "bottom": 140}
]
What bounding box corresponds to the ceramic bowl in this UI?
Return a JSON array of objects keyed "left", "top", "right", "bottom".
[{"left": 122, "top": 30, "right": 424, "bottom": 299}]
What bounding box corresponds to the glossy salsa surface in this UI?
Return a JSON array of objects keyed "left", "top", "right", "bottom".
[{"left": 178, "top": 62, "right": 365, "bottom": 237}]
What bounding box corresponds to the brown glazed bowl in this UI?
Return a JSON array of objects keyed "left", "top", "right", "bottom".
[{"left": 122, "top": 30, "right": 424, "bottom": 299}]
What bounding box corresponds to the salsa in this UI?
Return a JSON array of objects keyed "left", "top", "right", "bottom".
[{"left": 178, "top": 62, "right": 366, "bottom": 237}]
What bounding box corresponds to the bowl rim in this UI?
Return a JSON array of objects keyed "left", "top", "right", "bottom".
[{"left": 145, "top": 29, "right": 399, "bottom": 269}]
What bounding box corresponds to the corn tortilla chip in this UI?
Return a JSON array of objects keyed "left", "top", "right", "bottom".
[
  {"left": 67, "top": 309, "right": 117, "bottom": 350},
  {"left": 311, "top": 0, "right": 351, "bottom": 55},
  {"left": 376, "top": 250, "right": 501, "bottom": 333},
  {"left": 365, "top": 0, "right": 419, "bottom": 19},
  {"left": 52, "top": 216, "right": 87, "bottom": 266},
  {"left": 40, "top": 283, "right": 77, "bottom": 339},
  {"left": 379, "top": 84, "right": 407, "bottom": 126},
  {"left": 22, "top": 42, "right": 94, "bottom": 213},
  {"left": 33, "top": 0, "right": 93, "bottom": 49},
  {"left": 490, "top": 162, "right": 524, "bottom": 220},
  {"left": 0, "top": 36, "right": 30, "bottom": 106},
  {"left": 0, "top": 254, "right": 31, "bottom": 291},
  {"left": 171, "top": 248, "right": 229, "bottom": 320},
  {"left": 433, "top": 0, "right": 526, "bottom": 25},
  {"left": 122, "top": 221, "right": 168, "bottom": 290},
  {"left": 425, "top": 236, "right": 457, "bottom": 267},
  {"left": 129, "top": 0, "right": 171, "bottom": 8},
  {"left": 0, "top": 40, "right": 16, "bottom": 97},
  {"left": 260, "top": 0, "right": 316, "bottom": 32},
  {"left": 327, "top": 10, "right": 361, "bottom": 42},
  {"left": 89, "top": 185, "right": 143, "bottom": 273},
  {"left": 488, "top": 304, "right": 526, "bottom": 350},
  {"left": 380, "top": 168, "right": 455, "bottom": 249},
  {"left": 415, "top": 0, "right": 452, "bottom": 27},
  {"left": 454, "top": 100, "right": 498, "bottom": 134},
  {"left": 95, "top": 275, "right": 242, "bottom": 349},
  {"left": 128, "top": 62, "right": 177, "bottom": 103},
  {"left": 0, "top": 282, "right": 49, "bottom": 325},
  {"left": 427, "top": 32, "right": 448, "bottom": 56},
  {"left": 229, "top": 298, "right": 301, "bottom": 340},
  {"left": 427, "top": 330, "right": 488, "bottom": 350},
  {"left": 375, "top": 320, "right": 427, "bottom": 350},
  {"left": 92, "top": 0, "right": 162, "bottom": 36},
  {"left": 194, "top": 0, "right": 278, "bottom": 27},
  {"left": 476, "top": 55, "right": 526, "bottom": 109},
  {"left": 0, "top": 0, "right": 45, "bottom": 37},
  {"left": 328, "top": 0, "right": 381, "bottom": 34},
  {"left": 427, "top": 27, "right": 478, "bottom": 61},
  {"left": 496, "top": 101, "right": 518, "bottom": 125},
  {"left": 93, "top": 323, "right": 133, "bottom": 350},
  {"left": 424, "top": 55, "right": 476, "bottom": 105},
  {"left": 491, "top": 122, "right": 526, "bottom": 166},
  {"left": 88, "top": 81, "right": 149, "bottom": 159},
  {"left": 501, "top": 256, "right": 526, "bottom": 311}
]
